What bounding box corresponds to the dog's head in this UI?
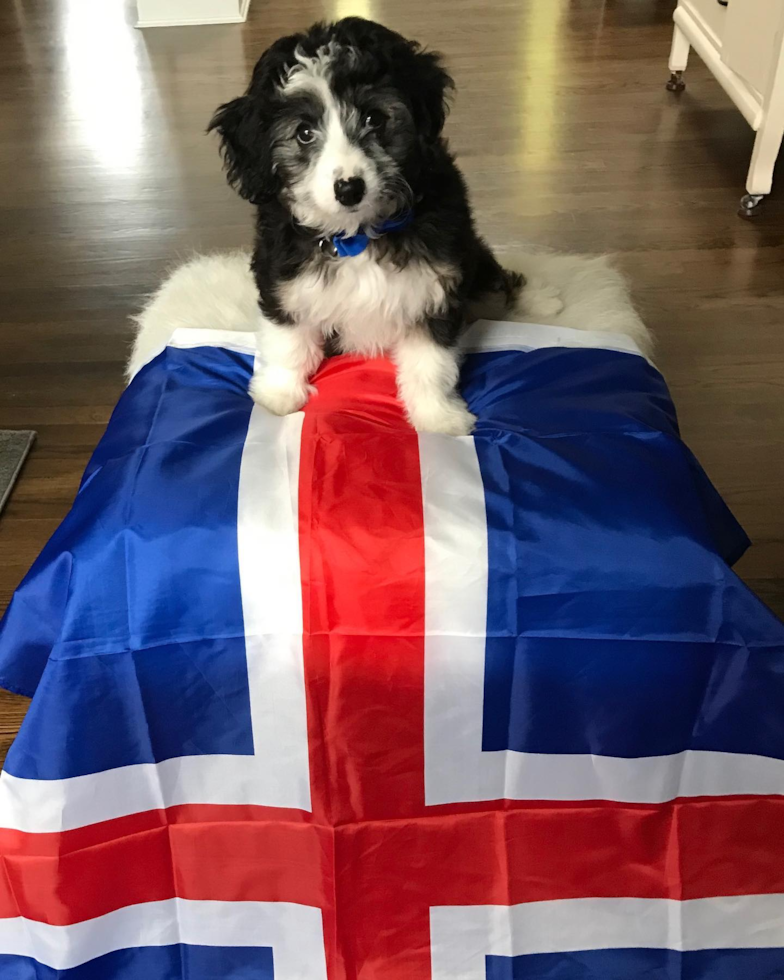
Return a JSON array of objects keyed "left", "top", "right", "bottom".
[{"left": 209, "top": 18, "right": 453, "bottom": 236}]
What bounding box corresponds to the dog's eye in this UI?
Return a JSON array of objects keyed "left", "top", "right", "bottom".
[
  {"left": 363, "top": 109, "right": 386, "bottom": 131},
  {"left": 295, "top": 123, "right": 316, "bottom": 145}
]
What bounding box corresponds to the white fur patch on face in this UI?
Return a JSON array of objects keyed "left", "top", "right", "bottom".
[{"left": 280, "top": 45, "right": 380, "bottom": 235}]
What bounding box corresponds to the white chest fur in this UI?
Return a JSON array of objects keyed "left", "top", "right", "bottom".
[{"left": 277, "top": 251, "right": 452, "bottom": 356}]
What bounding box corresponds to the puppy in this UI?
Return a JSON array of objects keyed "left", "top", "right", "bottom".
[{"left": 209, "top": 17, "right": 524, "bottom": 435}]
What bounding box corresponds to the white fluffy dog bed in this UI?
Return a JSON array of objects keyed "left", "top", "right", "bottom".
[{"left": 128, "top": 250, "right": 651, "bottom": 379}]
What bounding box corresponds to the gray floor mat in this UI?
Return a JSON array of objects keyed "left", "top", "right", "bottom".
[{"left": 0, "top": 431, "right": 36, "bottom": 515}]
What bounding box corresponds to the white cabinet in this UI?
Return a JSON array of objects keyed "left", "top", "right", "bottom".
[
  {"left": 136, "top": 0, "right": 251, "bottom": 28},
  {"left": 667, "top": 0, "right": 784, "bottom": 216}
]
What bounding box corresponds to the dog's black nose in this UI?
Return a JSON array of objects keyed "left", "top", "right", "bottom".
[{"left": 334, "top": 177, "right": 366, "bottom": 207}]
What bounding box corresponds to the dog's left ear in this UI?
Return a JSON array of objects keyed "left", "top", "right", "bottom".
[{"left": 405, "top": 44, "right": 454, "bottom": 143}]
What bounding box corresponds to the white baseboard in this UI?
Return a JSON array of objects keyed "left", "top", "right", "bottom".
[{"left": 137, "top": 0, "right": 250, "bottom": 28}]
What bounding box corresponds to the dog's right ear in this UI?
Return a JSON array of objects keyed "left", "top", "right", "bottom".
[
  {"left": 208, "top": 33, "right": 306, "bottom": 204},
  {"left": 208, "top": 95, "right": 271, "bottom": 205}
]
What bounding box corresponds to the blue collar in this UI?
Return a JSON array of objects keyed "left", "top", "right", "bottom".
[{"left": 326, "top": 210, "right": 414, "bottom": 258}]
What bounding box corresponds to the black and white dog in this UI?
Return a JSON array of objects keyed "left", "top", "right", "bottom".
[{"left": 209, "top": 17, "right": 526, "bottom": 434}]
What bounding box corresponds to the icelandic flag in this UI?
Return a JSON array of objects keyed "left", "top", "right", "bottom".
[{"left": 0, "top": 318, "right": 783, "bottom": 980}]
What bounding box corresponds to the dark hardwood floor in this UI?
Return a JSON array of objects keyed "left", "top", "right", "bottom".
[{"left": 1, "top": 0, "right": 782, "bottom": 764}]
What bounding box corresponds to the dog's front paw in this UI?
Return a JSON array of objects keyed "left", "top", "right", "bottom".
[
  {"left": 408, "top": 396, "right": 476, "bottom": 436},
  {"left": 250, "top": 370, "right": 312, "bottom": 416}
]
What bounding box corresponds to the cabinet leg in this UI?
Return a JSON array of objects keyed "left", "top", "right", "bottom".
[
  {"left": 667, "top": 24, "right": 691, "bottom": 77},
  {"left": 745, "top": 111, "right": 784, "bottom": 199},
  {"left": 742, "top": 45, "right": 784, "bottom": 215}
]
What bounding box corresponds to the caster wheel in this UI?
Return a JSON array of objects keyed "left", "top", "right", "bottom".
[
  {"left": 738, "top": 193, "right": 765, "bottom": 219},
  {"left": 666, "top": 71, "right": 686, "bottom": 93}
]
